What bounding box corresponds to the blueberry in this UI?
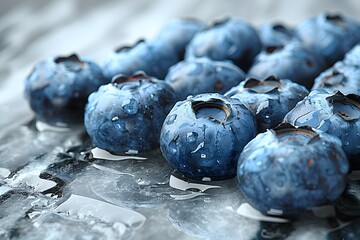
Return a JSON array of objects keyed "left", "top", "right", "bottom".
[
  {"left": 258, "top": 22, "right": 295, "bottom": 48},
  {"left": 343, "top": 44, "right": 360, "bottom": 68},
  {"left": 160, "top": 93, "right": 257, "bottom": 180},
  {"left": 185, "top": 17, "right": 262, "bottom": 72},
  {"left": 152, "top": 18, "right": 207, "bottom": 60},
  {"left": 284, "top": 90, "right": 360, "bottom": 169},
  {"left": 248, "top": 41, "right": 326, "bottom": 89},
  {"left": 101, "top": 40, "right": 179, "bottom": 81},
  {"left": 84, "top": 72, "right": 176, "bottom": 154},
  {"left": 225, "top": 76, "right": 309, "bottom": 131},
  {"left": 165, "top": 58, "right": 246, "bottom": 100},
  {"left": 312, "top": 62, "right": 360, "bottom": 95},
  {"left": 24, "top": 54, "right": 108, "bottom": 126},
  {"left": 295, "top": 13, "right": 360, "bottom": 67},
  {"left": 237, "top": 123, "right": 349, "bottom": 217}
]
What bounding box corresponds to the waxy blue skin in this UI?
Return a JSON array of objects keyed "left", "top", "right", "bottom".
[
  {"left": 102, "top": 40, "right": 179, "bottom": 81},
  {"left": 237, "top": 124, "right": 349, "bottom": 217},
  {"left": 153, "top": 18, "right": 207, "bottom": 60},
  {"left": 84, "top": 73, "right": 176, "bottom": 154},
  {"left": 24, "top": 54, "right": 108, "bottom": 126},
  {"left": 160, "top": 93, "right": 257, "bottom": 180},
  {"left": 185, "top": 17, "right": 262, "bottom": 72},
  {"left": 165, "top": 58, "right": 246, "bottom": 100},
  {"left": 295, "top": 13, "right": 360, "bottom": 67},
  {"left": 248, "top": 42, "right": 326, "bottom": 90},
  {"left": 258, "top": 23, "right": 295, "bottom": 48},
  {"left": 312, "top": 62, "right": 360, "bottom": 95},
  {"left": 284, "top": 90, "right": 360, "bottom": 169},
  {"left": 343, "top": 44, "right": 360, "bottom": 68},
  {"left": 225, "top": 76, "right": 309, "bottom": 132}
]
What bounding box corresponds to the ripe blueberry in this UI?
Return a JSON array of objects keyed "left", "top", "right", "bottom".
[
  {"left": 84, "top": 72, "right": 176, "bottom": 154},
  {"left": 160, "top": 93, "right": 257, "bottom": 180},
  {"left": 24, "top": 54, "right": 108, "bottom": 126}
]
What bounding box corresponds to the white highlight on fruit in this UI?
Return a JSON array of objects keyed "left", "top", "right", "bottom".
[
  {"left": 55, "top": 194, "right": 146, "bottom": 228},
  {"left": 91, "top": 147, "right": 146, "bottom": 161},
  {"left": 36, "top": 121, "right": 72, "bottom": 132},
  {"left": 125, "top": 149, "right": 139, "bottom": 155},
  {"left": 236, "top": 203, "right": 290, "bottom": 223},
  {"left": 170, "top": 192, "right": 208, "bottom": 200},
  {"left": 92, "top": 164, "right": 134, "bottom": 176},
  {"left": 267, "top": 208, "right": 284, "bottom": 216},
  {"left": 169, "top": 174, "right": 221, "bottom": 192},
  {"left": 191, "top": 141, "right": 204, "bottom": 153},
  {"left": 25, "top": 176, "right": 57, "bottom": 192},
  {"left": 256, "top": 100, "right": 269, "bottom": 114}
]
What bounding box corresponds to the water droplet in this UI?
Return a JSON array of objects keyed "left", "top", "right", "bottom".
[
  {"left": 344, "top": 141, "right": 350, "bottom": 146},
  {"left": 112, "top": 116, "right": 119, "bottom": 121},
  {"left": 216, "top": 160, "right": 220, "bottom": 164},
  {"left": 187, "top": 132, "right": 198, "bottom": 142},
  {"left": 191, "top": 141, "right": 205, "bottom": 153},
  {"left": 201, "top": 154, "right": 206, "bottom": 158},
  {"left": 122, "top": 98, "right": 138, "bottom": 115},
  {"left": 58, "top": 84, "right": 67, "bottom": 95},
  {"left": 150, "top": 93, "right": 159, "bottom": 101},
  {"left": 166, "top": 114, "right": 177, "bottom": 125},
  {"left": 277, "top": 181, "right": 284, "bottom": 187},
  {"left": 163, "top": 131, "right": 171, "bottom": 142},
  {"left": 216, "top": 66, "right": 223, "bottom": 72},
  {"left": 197, "top": 169, "right": 202, "bottom": 173},
  {"left": 256, "top": 160, "right": 262, "bottom": 166},
  {"left": 265, "top": 115, "right": 270, "bottom": 119},
  {"left": 203, "top": 197, "right": 211, "bottom": 203},
  {"left": 168, "top": 140, "right": 177, "bottom": 154}
]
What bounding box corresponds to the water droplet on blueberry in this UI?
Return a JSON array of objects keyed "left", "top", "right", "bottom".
[
  {"left": 166, "top": 114, "right": 177, "bottom": 125},
  {"left": 168, "top": 140, "right": 177, "bottom": 154},
  {"left": 122, "top": 98, "right": 138, "bottom": 115},
  {"left": 187, "top": 132, "right": 198, "bottom": 142}
]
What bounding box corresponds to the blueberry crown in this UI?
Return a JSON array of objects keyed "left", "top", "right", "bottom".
[
  {"left": 54, "top": 54, "right": 84, "bottom": 71},
  {"left": 209, "top": 17, "right": 232, "bottom": 29},
  {"left": 324, "top": 13, "right": 346, "bottom": 26},
  {"left": 272, "top": 23, "right": 290, "bottom": 33},
  {"left": 191, "top": 98, "right": 231, "bottom": 123},
  {"left": 326, "top": 91, "right": 360, "bottom": 121},
  {"left": 243, "top": 76, "right": 281, "bottom": 93},
  {"left": 273, "top": 123, "right": 320, "bottom": 145},
  {"left": 265, "top": 45, "right": 284, "bottom": 54},
  {"left": 111, "top": 71, "right": 153, "bottom": 85},
  {"left": 114, "top": 39, "right": 145, "bottom": 53}
]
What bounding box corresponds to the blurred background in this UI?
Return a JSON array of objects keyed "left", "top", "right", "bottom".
[{"left": 0, "top": 0, "right": 359, "bottom": 123}]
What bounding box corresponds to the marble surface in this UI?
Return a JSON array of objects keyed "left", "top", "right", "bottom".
[{"left": 1, "top": 1, "right": 360, "bottom": 239}]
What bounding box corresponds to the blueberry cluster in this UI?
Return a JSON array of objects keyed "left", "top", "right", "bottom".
[{"left": 23, "top": 12, "right": 360, "bottom": 218}]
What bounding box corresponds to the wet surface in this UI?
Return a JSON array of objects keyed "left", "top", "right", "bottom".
[{"left": 2, "top": 1, "right": 360, "bottom": 239}]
